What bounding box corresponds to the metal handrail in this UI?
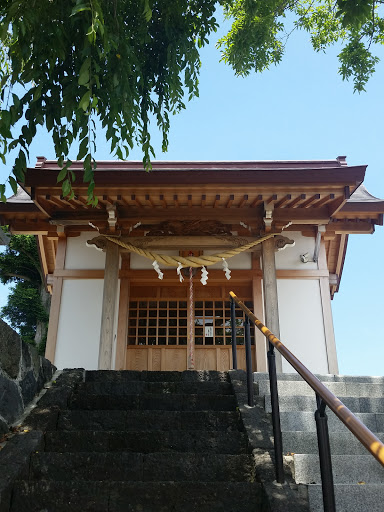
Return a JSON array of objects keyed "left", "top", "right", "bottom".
[{"left": 230, "top": 290, "right": 384, "bottom": 512}]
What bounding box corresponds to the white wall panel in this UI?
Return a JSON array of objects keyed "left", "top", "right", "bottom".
[
  {"left": 54, "top": 280, "right": 103, "bottom": 369},
  {"left": 277, "top": 279, "right": 329, "bottom": 374},
  {"left": 65, "top": 232, "right": 106, "bottom": 269},
  {"left": 204, "top": 251, "right": 252, "bottom": 270},
  {"left": 275, "top": 231, "right": 317, "bottom": 270}
]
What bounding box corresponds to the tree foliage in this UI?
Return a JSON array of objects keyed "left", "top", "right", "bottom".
[
  {"left": 0, "top": 231, "right": 50, "bottom": 352},
  {"left": 0, "top": 1, "right": 383, "bottom": 200}
]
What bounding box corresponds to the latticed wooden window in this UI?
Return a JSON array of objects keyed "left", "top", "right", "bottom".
[
  {"left": 194, "top": 300, "right": 254, "bottom": 346},
  {"left": 128, "top": 300, "right": 254, "bottom": 346},
  {"left": 128, "top": 301, "right": 188, "bottom": 345}
]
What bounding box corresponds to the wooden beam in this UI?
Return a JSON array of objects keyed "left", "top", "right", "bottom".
[
  {"left": 311, "top": 194, "right": 335, "bottom": 209},
  {"left": 238, "top": 195, "right": 248, "bottom": 208},
  {"left": 226, "top": 195, "right": 234, "bottom": 208},
  {"left": 160, "top": 194, "right": 167, "bottom": 208},
  {"left": 188, "top": 195, "right": 193, "bottom": 208},
  {"left": 265, "top": 194, "right": 277, "bottom": 204},
  {"left": 286, "top": 194, "right": 306, "bottom": 208},
  {"left": 327, "top": 220, "right": 373, "bottom": 234},
  {"left": 274, "top": 194, "right": 292, "bottom": 208},
  {"left": 98, "top": 241, "right": 120, "bottom": 370},
  {"left": 213, "top": 194, "right": 220, "bottom": 208},
  {"left": 250, "top": 195, "right": 263, "bottom": 208},
  {"left": 173, "top": 195, "right": 179, "bottom": 207},
  {"left": 201, "top": 194, "right": 206, "bottom": 207},
  {"left": 131, "top": 194, "right": 142, "bottom": 207},
  {"left": 145, "top": 194, "right": 156, "bottom": 208},
  {"left": 273, "top": 207, "right": 329, "bottom": 225},
  {"left": 299, "top": 194, "right": 321, "bottom": 208}
]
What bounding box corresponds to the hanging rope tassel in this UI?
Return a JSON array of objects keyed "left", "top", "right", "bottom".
[
  {"left": 222, "top": 258, "right": 231, "bottom": 280},
  {"left": 200, "top": 266, "right": 208, "bottom": 285},
  {"left": 152, "top": 260, "right": 164, "bottom": 280},
  {"left": 176, "top": 262, "right": 184, "bottom": 283}
]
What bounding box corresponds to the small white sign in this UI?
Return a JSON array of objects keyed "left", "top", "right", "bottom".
[{"left": 205, "top": 326, "right": 213, "bottom": 338}]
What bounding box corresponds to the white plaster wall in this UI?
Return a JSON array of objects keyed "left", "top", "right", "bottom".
[
  {"left": 65, "top": 232, "right": 106, "bottom": 269},
  {"left": 275, "top": 231, "right": 317, "bottom": 270},
  {"left": 277, "top": 279, "right": 329, "bottom": 374},
  {"left": 130, "top": 251, "right": 177, "bottom": 269},
  {"left": 204, "top": 251, "right": 252, "bottom": 270},
  {"left": 54, "top": 280, "right": 104, "bottom": 369}
]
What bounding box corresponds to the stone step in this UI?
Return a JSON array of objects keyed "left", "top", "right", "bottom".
[
  {"left": 85, "top": 370, "right": 230, "bottom": 383},
  {"left": 293, "top": 454, "right": 384, "bottom": 484},
  {"left": 308, "top": 483, "right": 384, "bottom": 512},
  {"left": 11, "top": 480, "right": 268, "bottom": 512},
  {"left": 253, "top": 372, "right": 384, "bottom": 384},
  {"left": 57, "top": 410, "right": 244, "bottom": 432},
  {"left": 257, "top": 379, "right": 384, "bottom": 398},
  {"left": 29, "top": 452, "right": 255, "bottom": 483},
  {"left": 279, "top": 410, "right": 382, "bottom": 433},
  {"left": 76, "top": 380, "right": 234, "bottom": 396},
  {"left": 282, "top": 431, "right": 384, "bottom": 456},
  {"left": 265, "top": 395, "right": 384, "bottom": 414},
  {"left": 45, "top": 430, "right": 249, "bottom": 454},
  {"left": 68, "top": 393, "right": 237, "bottom": 411}
]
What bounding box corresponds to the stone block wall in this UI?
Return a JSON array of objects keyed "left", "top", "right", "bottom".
[{"left": 0, "top": 319, "right": 56, "bottom": 434}]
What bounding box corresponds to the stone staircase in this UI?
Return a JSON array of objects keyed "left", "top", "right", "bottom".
[
  {"left": 254, "top": 373, "right": 384, "bottom": 512},
  {"left": 2, "top": 369, "right": 272, "bottom": 512}
]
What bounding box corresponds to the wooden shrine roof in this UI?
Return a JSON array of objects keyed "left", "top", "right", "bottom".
[{"left": 0, "top": 156, "right": 383, "bottom": 297}]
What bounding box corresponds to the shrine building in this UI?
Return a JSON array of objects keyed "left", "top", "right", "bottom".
[{"left": 1, "top": 156, "right": 383, "bottom": 374}]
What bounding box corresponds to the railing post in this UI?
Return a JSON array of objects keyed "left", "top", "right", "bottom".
[
  {"left": 315, "top": 395, "right": 336, "bottom": 512},
  {"left": 230, "top": 297, "right": 238, "bottom": 370},
  {"left": 244, "top": 317, "right": 254, "bottom": 407},
  {"left": 267, "top": 342, "right": 285, "bottom": 484}
]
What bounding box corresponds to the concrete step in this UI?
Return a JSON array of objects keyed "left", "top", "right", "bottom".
[
  {"left": 308, "top": 483, "right": 384, "bottom": 512},
  {"left": 68, "top": 392, "right": 237, "bottom": 411},
  {"left": 265, "top": 395, "right": 384, "bottom": 414},
  {"left": 76, "top": 380, "right": 234, "bottom": 395},
  {"left": 29, "top": 452, "right": 255, "bottom": 482},
  {"left": 282, "top": 430, "right": 384, "bottom": 456},
  {"left": 45, "top": 430, "right": 249, "bottom": 454},
  {"left": 293, "top": 454, "right": 384, "bottom": 484},
  {"left": 57, "top": 409, "right": 244, "bottom": 432},
  {"left": 257, "top": 379, "right": 384, "bottom": 398},
  {"left": 85, "top": 370, "right": 230, "bottom": 383},
  {"left": 11, "top": 480, "right": 268, "bottom": 512},
  {"left": 279, "top": 410, "right": 383, "bottom": 433},
  {"left": 253, "top": 372, "right": 384, "bottom": 384}
]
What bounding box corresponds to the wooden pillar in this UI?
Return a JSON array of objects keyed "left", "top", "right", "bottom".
[
  {"left": 98, "top": 240, "right": 120, "bottom": 370},
  {"left": 262, "top": 237, "right": 282, "bottom": 372},
  {"left": 115, "top": 254, "right": 130, "bottom": 370},
  {"left": 318, "top": 240, "right": 339, "bottom": 374},
  {"left": 45, "top": 237, "right": 67, "bottom": 364}
]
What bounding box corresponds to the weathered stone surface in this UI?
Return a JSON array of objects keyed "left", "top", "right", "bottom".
[
  {"left": 0, "top": 431, "right": 43, "bottom": 512},
  {"left": 0, "top": 373, "right": 23, "bottom": 424},
  {"left": 0, "top": 415, "right": 8, "bottom": 436},
  {"left": 20, "top": 369, "right": 38, "bottom": 405},
  {"left": 0, "top": 319, "right": 21, "bottom": 379},
  {"left": 0, "top": 321, "right": 56, "bottom": 433}
]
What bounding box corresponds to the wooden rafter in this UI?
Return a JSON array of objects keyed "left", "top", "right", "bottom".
[
  {"left": 274, "top": 194, "right": 291, "bottom": 208},
  {"left": 286, "top": 194, "right": 306, "bottom": 208},
  {"left": 238, "top": 195, "right": 248, "bottom": 208},
  {"left": 312, "top": 194, "right": 335, "bottom": 209},
  {"left": 226, "top": 195, "right": 234, "bottom": 208},
  {"left": 299, "top": 194, "right": 321, "bottom": 208}
]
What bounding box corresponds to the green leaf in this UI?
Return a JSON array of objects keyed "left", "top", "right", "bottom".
[
  {"left": 8, "top": 176, "right": 18, "bottom": 195},
  {"left": 71, "top": 4, "right": 91, "bottom": 16},
  {"left": 79, "top": 90, "right": 91, "bottom": 111},
  {"left": 78, "top": 57, "right": 91, "bottom": 86},
  {"left": 57, "top": 167, "right": 68, "bottom": 183},
  {"left": 77, "top": 137, "right": 89, "bottom": 160}
]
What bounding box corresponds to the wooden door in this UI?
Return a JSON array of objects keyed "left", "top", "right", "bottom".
[{"left": 125, "top": 281, "right": 256, "bottom": 371}]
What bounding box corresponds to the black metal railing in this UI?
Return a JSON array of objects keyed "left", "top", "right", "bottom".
[{"left": 230, "top": 291, "right": 384, "bottom": 512}]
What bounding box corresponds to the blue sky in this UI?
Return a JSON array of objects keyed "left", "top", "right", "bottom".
[{"left": 0, "top": 12, "right": 383, "bottom": 375}]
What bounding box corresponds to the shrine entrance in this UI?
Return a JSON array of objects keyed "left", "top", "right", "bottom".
[{"left": 125, "top": 281, "right": 256, "bottom": 372}]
